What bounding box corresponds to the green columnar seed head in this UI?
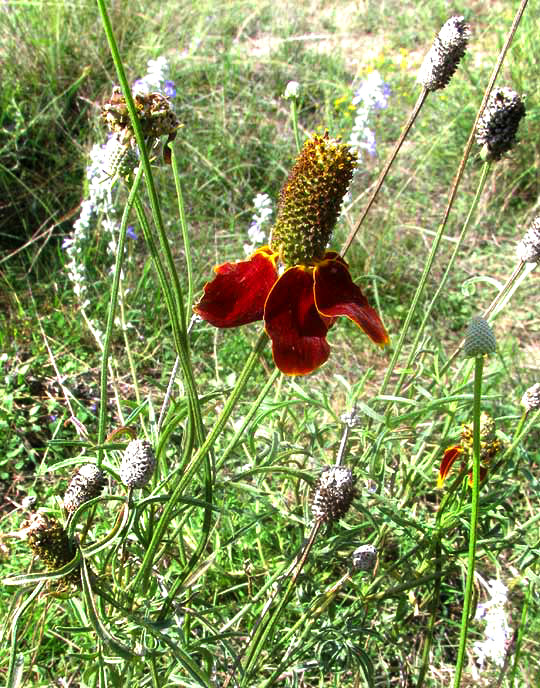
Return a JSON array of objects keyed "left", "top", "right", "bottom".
[
  {"left": 521, "top": 383, "right": 540, "bottom": 412},
  {"left": 418, "top": 16, "right": 470, "bottom": 92},
  {"left": 475, "top": 87, "right": 525, "bottom": 162},
  {"left": 463, "top": 316, "right": 496, "bottom": 357},
  {"left": 63, "top": 464, "right": 107, "bottom": 514},
  {"left": 23, "top": 512, "right": 76, "bottom": 574},
  {"left": 270, "top": 133, "right": 357, "bottom": 267},
  {"left": 120, "top": 439, "right": 156, "bottom": 488},
  {"left": 516, "top": 217, "right": 540, "bottom": 264},
  {"left": 311, "top": 465, "right": 356, "bottom": 524}
]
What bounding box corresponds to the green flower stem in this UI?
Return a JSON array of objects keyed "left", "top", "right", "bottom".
[
  {"left": 290, "top": 99, "right": 301, "bottom": 153},
  {"left": 97, "top": 165, "right": 144, "bottom": 465},
  {"left": 341, "top": 87, "right": 428, "bottom": 257},
  {"left": 509, "top": 579, "right": 531, "bottom": 688},
  {"left": 95, "top": 0, "right": 204, "bottom": 446},
  {"left": 416, "top": 536, "right": 442, "bottom": 688},
  {"left": 392, "top": 161, "right": 491, "bottom": 398},
  {"left": 132, "top": 332, "right": 269, "bottom": 592},
  {"left": 453, "top": 355, "right": 484, "bottom": 688},
  {"left": 170, "top": 146, "right": 194, "bottom": 326}
]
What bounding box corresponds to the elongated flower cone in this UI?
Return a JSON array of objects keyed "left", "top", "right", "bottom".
[
  {"left": 476, "top": 87, "right": 525, "bottom": 161},
  {"left": 120, "top": 439, "right": 156, "bottom": 488},
  {"left": 521, "top": 383, "right": 540, "bottom": 413},
  {"left": 418, "top": 16, "right": 470, "bottom": 92},
  {"left": 23, "top": 512, "right": 78, "bottom": 581},
  {"left": 516, "top": 217, "right": 540, "bottom": 264},
  {"left": 311, "top": 466, "right": 356, "bottom": 524},
  {"left": 463, "top": 317, "right": 496, "bottom": 358},
  {"left": 63, "top": 464, "right": 107, "bottom": 514}
]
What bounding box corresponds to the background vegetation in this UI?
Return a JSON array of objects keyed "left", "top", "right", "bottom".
[{"left": 1, "top": 0, "right": 539, "bottom": 686}]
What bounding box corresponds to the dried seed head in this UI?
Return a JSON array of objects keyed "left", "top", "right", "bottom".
[
  {"left": 516, "top": 217, "right": 540, "bottom": 264},
  {"left": 417, "top": 16, "right": 470, "bottom": 91},
  {"left": 270, "top": 132, "right": 357, "bottom": 267},
  {"left": 63, "top": 464, "right": 107, "bottom": 514},
  {"left": 476, "top": 87, "right": 525, "bottom": 161},
  {"left": 463, "top": 317, "right": 496, "bottom": 358},
  {"left": 311, "top": 466, "right": 356, "bottom": 524},
  {"left": 104, "top": 134, "right": 139, "bottom": 179},
  {"left": 120, "top": 439, "right": 156, "bottom": 488},
  {"left": 352, "top": 544, "right": 377, "bottom": 572},
  {"left": 521, "top": 383, "right": 540, "bottom": 413},
  {"left": 22, "top": 512, "right": 76, "bottom": 576}
]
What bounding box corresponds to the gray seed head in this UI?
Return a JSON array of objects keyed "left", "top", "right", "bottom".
[
  {"left": 120, "top": 440, "right": 156, "bottom": 488},
  {"left": 521, "top": 383, "right": 540, "bottom": 413},
  {"left": 463, "top": 317, "right": 496, "bottom": 358},
  {"left": 475, "top": 87, "right": 525, "bottom": 161},
  {"left": 311, "top": 466, "right": 356, "bottom": 524},
  {"left": 352, "top": 544, "right": 378, "bottom": 572},
  {"left": 516, "top": 217, "right": 540, "bottom": 264},
  {"left": 63, "top": 464, "right": 107, "bottom": 513},
  {"left": 417, "top": 16, "right": 470, "bottom": 91}
]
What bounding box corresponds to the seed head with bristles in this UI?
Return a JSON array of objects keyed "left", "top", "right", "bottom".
[
  {"left": 516, "top": 217, "right": 540, "bottom": 264},
  {"left": 521, "top": 383, "right": 540, "bottom": 413},
  {"left": 463, "top": 317, "right": 496, "bottom": 358},
  {"left": 352, "top": 544, "right": 377, "bottom": 572},
  {"left": 475, "top": 87, "right": 525, "bottom": 161},
  {"left": 63, "top": 464, "right": 107, "bottom": 514},
  {"left": 417, "top": 16, "right": 470, "bottom": 92},
  {"left": 311, "top": 466, "right": 356, "bottom": 524},
  {"left": 120, "top": 439, "right": 156, "bottom": 488}
]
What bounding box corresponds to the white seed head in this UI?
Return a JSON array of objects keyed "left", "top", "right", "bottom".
[
  {"left": 311, "top": 466, "right": 356, "bottom": 524},
  {"left": 521, "top": 383, "right": 540, "bottom": 412},
  {"left": 516, "top": 217, "right": 540, "bottom": 264},
  {"left": 352, "top": 544, "right": 378, "bottom": 572},
  {"left": 283, "top": 80, "right": 301, "bottom": 100},
  {"left": 463, "top": 317, "right": 496, "bottom": 358},
  {"left": 120, "top": 440, "right": 156, "bottom": 488},
  {"left": 417, "top": 16, "right": 470, "bottom": 91}
]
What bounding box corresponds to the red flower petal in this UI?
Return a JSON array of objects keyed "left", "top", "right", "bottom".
[
  {"left": 437, "top": 446, "right": 463, "bottom": 487},
  {"left": 194, "top": 248, "right": 278, "bottom": 327},
  {"left": 314, "top": 255, "right": 389, "bottom": 346},
  {"left": 467, "top": 465, "right": 489, "bottom": 487},
  {"left": 264, "top": 267, "right": 332, "bottom": 375}
]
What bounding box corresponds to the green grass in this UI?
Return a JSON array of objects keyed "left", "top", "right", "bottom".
[{"left": 1, "top": 0, "right": 540, "bottom": 686}]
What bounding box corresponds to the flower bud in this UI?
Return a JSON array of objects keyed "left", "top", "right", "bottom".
[
  {"left": 516, "top": 217, "right": 540, "bottom": 264},
  {"left": 311, "top": 466, "right": 356, "bottom": 524},
  {"left": 417, "top": 16, "right": 470, "bottom": 92},
  {"left": 120, "top": 439, "right": 156, "bottom": 488},
  {"left": 283, "top": 81, "right": 301, "bottom": 100},
  {"left": 475, "top": 87, "right": 525, "bottom": 161},
  {"left": 463, "top": 317, "right": 496, "bottom": 358},
  {"left": 352, "top": 544, "right": 377, "bottom": 572},
  {"left": 63, "top": 464, "right": 107, "bottom": 514},
  {"left": 521, "top": 383, "right": 540, "bottom": 413}
]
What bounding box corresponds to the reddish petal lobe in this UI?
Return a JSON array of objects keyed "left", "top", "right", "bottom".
[
  {"left": 264, "top": 267, "right": 331, "bottom": 375},
  {"left": 314, "top": 256, "right": 389, "bottom": 346},
  {"left": 194, "top": 249, "right": 278, "bottom": 327},
  {"left": 437, "top": 446, "right": 462, "bottom": 487}
]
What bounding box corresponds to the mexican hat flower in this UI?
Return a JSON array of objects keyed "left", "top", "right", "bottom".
[
  {"left": 438, "top": 412, "right": 502, "bottom": 487},
  {"left": 194, "top": 133, "right": 389, "bottom": 375}
]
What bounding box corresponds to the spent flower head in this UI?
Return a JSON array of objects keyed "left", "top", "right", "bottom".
[
  {"left": 516, "top": 216, "right": 540, "bottom": 264},
  {"left": 283, "top": 80, "right": 301, "bottom": 100},
  {"left": 521, "top": 383, "right": 540, "bottom": 413},
  {"left": 476, "top": 87, "right": 525, "bottom": 161},
  {"left": 418, "top": 16, "right": 470, "bottom": 91},
  {"left": 311, "top": 466, "right": 356, "bottom": 524}
]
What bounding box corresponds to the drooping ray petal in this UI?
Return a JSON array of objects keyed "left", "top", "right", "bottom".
[
  {"left": 437, "top": 446, "right": 463, "bottom": 487},
  {"left": 314, "top": 255, "right": 389, "bottom": 346},
  {"left": 194, "top": 247, "right": 278, "bottom": 327},
  {"left": 264, "top": 267, "right": 331, "bottom": 375}
]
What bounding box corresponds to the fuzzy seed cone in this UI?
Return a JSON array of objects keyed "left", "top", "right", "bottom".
[
  {"left": 63, "top": 464, "right": 107, "bottom": 514},
  {"left": 521, "top": 383, "right": 540, "bottom": 412},
  {"left": 516, "top": 217, "right": 540, "bottom": 264},
  {"left": 23, "top": 512, "right": 77, "bottom": 579},
  {"left": 352, "top": 544, "right": 377, "bottom": 572},
  {"left": 463, "top": 317, "right": 496, "bottom": 358},
  {"left": 311, "top": 466, "right": 356, "bottom": 524},
  {"left": 120, "top": 439, "right": 156, "bottom": 488},
  {"left": 418, "top": 16, "right": 470, "bottom": 91},
  {"left": 476, "top": 87, "right": 525, "bottom": 161},
  {"left": 270, "top": 133, "right": 357, "bottom": 267}
]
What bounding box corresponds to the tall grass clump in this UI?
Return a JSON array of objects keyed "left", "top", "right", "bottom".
[{"left": 2, "top": 1, "right": 540, "bottom": 687}]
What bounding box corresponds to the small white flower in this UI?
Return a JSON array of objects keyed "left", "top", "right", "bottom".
[
  {"left": 283, "top": 81, "right": 301, "bottom": 100},
  {"left": 473, "top": 578, "right": 510, "bottom": 670}
]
